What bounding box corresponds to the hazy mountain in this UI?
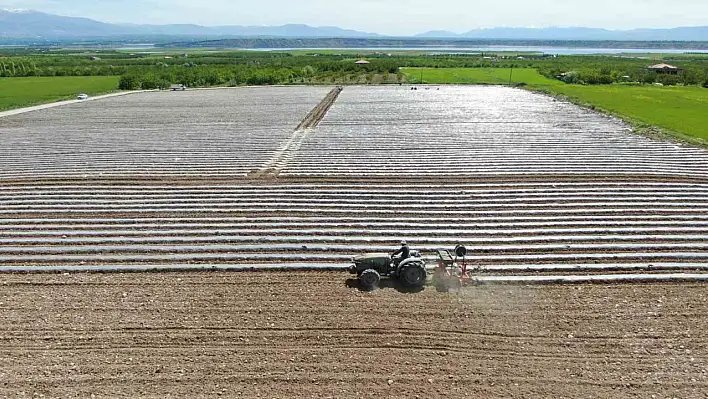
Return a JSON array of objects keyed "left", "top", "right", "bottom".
[
  {"left": 118, "top": 23, "right": 380, "bottom": 37},
  {"left": 415, "top": 30, "right": 459, "bottom": 38},
  {"left": 211, "top": 24, "right": 381, "bottom": 37},
  {"left": 0, "top": 9, "right": 380, "bottom": 38},
  {"left": 621, "top": 26, "right": 708, "bottom": 41},
  {"left": 0, "top": 9, "right": 126, "bottom": 37},
  {"left": 418, "top": 26, "right": 708, "bottom": 41},
  {"left": 1, "top": 9, "right": 707, "bottom": 41}
]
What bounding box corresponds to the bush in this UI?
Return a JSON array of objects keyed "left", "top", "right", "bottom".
[
  {"left": 598, "top": 74, "right": 613, "bottom": 84},
  {"left": 679, "top": 71, "right": 700, "bottom": 85},
  {"left": 656, "top": 73, "right": 680, "bottom": 86},
  {"left": 641, "top": 72, "right": 656, "bottom": 85},
  {"left": 561, "top": 71, "right": 580, "bottom": 84},
  {"left": 579, "top": 71, "right": 609, "bottom": 85},
  {"left": 118, "top": 74, "right": 140, "bottom": 90}
]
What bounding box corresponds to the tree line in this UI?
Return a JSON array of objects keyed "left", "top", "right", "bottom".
[{"left": 1, "top": 50, "right": 706, "bottom": 89}]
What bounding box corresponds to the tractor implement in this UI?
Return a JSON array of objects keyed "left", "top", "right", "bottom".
[{"left": 432, "top": 245, "right": 469, "bottom": 292}]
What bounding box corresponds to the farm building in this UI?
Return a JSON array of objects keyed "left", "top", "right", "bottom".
[
  {"left": 646, "top": 63, "right": 682, "bottom": 74},
  {"left": 354, "top": 59, "right": 370, "bottom": 64}
]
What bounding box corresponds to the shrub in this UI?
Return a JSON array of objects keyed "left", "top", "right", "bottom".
[
  {"left": 598, "top": 74, "right": 613, "bottom": 84},
  {"left": 656, "top": 73, "right": 680, "bottom": 86},
  {"left": 641, "top": 72, "right": 656, "bottom": 85},
  {"left": 561, "top": 71, "right": 580, "bottom": 84},
  {"left": 679, "top": 71, "right": 699, "bottom": 85},
  {"left": 118, "top": 74, "right": 140, "bottom": 90}
]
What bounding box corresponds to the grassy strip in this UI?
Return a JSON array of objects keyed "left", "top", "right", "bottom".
[
  {"left": 529, "top": 84, "right": 708, "bottom": 147},
  {"left": 0, "top": 76, "right": 120, "bottom": 111},
  {"left": 401, "top": 67, "right": 553, "bottom": 85},
  {"left": 402, "top": 68, "right": 708, "bottom": 146}
]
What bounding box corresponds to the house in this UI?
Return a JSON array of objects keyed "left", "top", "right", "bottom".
[
  {"left": 354, "top": 59, "right": 370, "bottom": 65},
  {"left": 90, "top": 56, "right": 101, "bottom": 61},
  {"left": 646, "top": 63, "right": 682, "bottom": 75}
]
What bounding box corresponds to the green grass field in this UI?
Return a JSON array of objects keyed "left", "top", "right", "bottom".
[
  {"left": 402, "top": 67, "right": 556, "bottom": 85},
  {"left": 535, "top": 83, "right": 708, "bottom": 142},
  {"left": 0, "top": 76, "right": 120, "bottom": 111},
  {"left": 402, "top": 67, "right": 708, "bottom": 143}
]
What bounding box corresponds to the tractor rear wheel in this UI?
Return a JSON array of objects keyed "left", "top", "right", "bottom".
[
  {"left": 399, "top": 262, "right": 427, "bottom": 289},
  {"left": 359, "top": 269, "right": 380, "bottom": 291}
]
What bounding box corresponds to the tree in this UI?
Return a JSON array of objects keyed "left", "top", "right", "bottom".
[
  {"left": 656, "top": 73, "right": 679, "bottom": 86},
  {"left": 641, "top": 72, "right": 656, "bottom": 85},
  {"left": 301, "top": 65, "right": 315, "bottom": 76},
  {"left": 118, "top": 74, "right": 141, "bottom": 90},
  {"left": 679, "top": 70, "right": 699, "bottom": 86},
  {"left": 561, "top": 71, "right": 580, "bottom": 84}
]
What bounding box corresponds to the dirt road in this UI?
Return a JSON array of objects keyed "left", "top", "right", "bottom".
[{"left": 1, "top": 271, "right": 706, "bottom": 398}]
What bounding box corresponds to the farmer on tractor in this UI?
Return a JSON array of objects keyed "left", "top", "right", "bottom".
[
  {"left": 349, "top": 241, "right": 427, "bottom": 291},
  {"left": 391, "top": 240, "right": 410, "bottom": 265}
]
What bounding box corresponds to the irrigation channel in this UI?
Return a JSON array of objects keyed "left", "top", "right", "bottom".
[{"left": 1, "top": 85, "right": 707, "bottom": 284}]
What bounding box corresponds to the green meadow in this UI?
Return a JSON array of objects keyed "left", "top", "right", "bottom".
[
  {"left": 402, "top": 67, "right": 557, "bottom": 85},
  {"left": 0, "top": 76, "right": 120, "bottom": 111}
]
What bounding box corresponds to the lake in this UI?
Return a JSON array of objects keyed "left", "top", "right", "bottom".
[{"left": 249, "top": 46, "right": 708, "bottom": 55}]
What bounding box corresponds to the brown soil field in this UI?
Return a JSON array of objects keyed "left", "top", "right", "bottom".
[{"left": 1, "top": 271, "right": 706, "bottom": 398}]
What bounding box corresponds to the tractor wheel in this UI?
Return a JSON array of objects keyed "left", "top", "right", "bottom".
[
  {"left": 399, "top": 262, "right": 427, "bottom": 289},
  {"left": 359, "top": 269, "right": 380, "bottom": 291}
]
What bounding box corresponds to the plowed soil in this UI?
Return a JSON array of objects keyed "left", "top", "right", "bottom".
[{"left": 1, "top": 271, "right": 706, "bottom": 398}]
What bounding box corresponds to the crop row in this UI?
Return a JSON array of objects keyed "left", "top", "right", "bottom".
[
  {"left": 2, "top": 86, "right": 708, "bottom": 181},
  {"left": 1, "top": 182, "right": 707, "bottom": 277}
]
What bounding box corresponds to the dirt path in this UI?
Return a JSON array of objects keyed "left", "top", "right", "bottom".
[
  {"left": 251, "top": 86, "right": 343, "bottom": 178},
  {"left": 1, "top": 271, "right": 706, "bottom": 398},
  {"left": 295, "top": 86, "right": 343, "bottom": 130}
]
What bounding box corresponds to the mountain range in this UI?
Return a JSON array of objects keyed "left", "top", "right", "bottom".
[
  {"left": 416, "top": 27, "right": 708, "bottom": 41},
  {"left": 0, "top": 9, "right": 380, "bottom": 38},
  {"left": 1, "top": 9, "right": 707, "bottom": 41}
]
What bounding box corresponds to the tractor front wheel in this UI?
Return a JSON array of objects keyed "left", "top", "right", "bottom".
[
  {"left": 359, "top": 269, "right": 380, "bottom": 291},
  {"left": 399, "top": 262, "right": 427, "bottom": 289}
]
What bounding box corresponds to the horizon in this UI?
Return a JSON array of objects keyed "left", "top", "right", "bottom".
[{"left": 2, "top": 0, "right": 708, "bottom": 36}]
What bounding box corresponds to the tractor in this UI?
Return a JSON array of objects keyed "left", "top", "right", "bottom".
[
  {"left": 348, "top": 245, "right": 470, "bottom": 292},
  {"left": 347, "top": 250, "right": 427, "bottom": 291}
]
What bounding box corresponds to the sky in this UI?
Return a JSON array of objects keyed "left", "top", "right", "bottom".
[{"left": 3, "top": 0, "right": 708, "bottom": 35}]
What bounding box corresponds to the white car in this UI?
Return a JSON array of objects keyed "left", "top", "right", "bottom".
[{"left": 77, "top": 93, "right": 89, "bottom": 100}]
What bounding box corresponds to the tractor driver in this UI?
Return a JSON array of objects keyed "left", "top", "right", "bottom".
[{"left": 391, "top": 240, "right": 410, "bottom": 264}]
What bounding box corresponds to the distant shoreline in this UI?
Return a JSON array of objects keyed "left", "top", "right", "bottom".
[
  {"left": 2, "top": 37, "right": 707, "bottom": 51},
  {"left": 159, "top": 38, "right": 708, "bottom": 51}
]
